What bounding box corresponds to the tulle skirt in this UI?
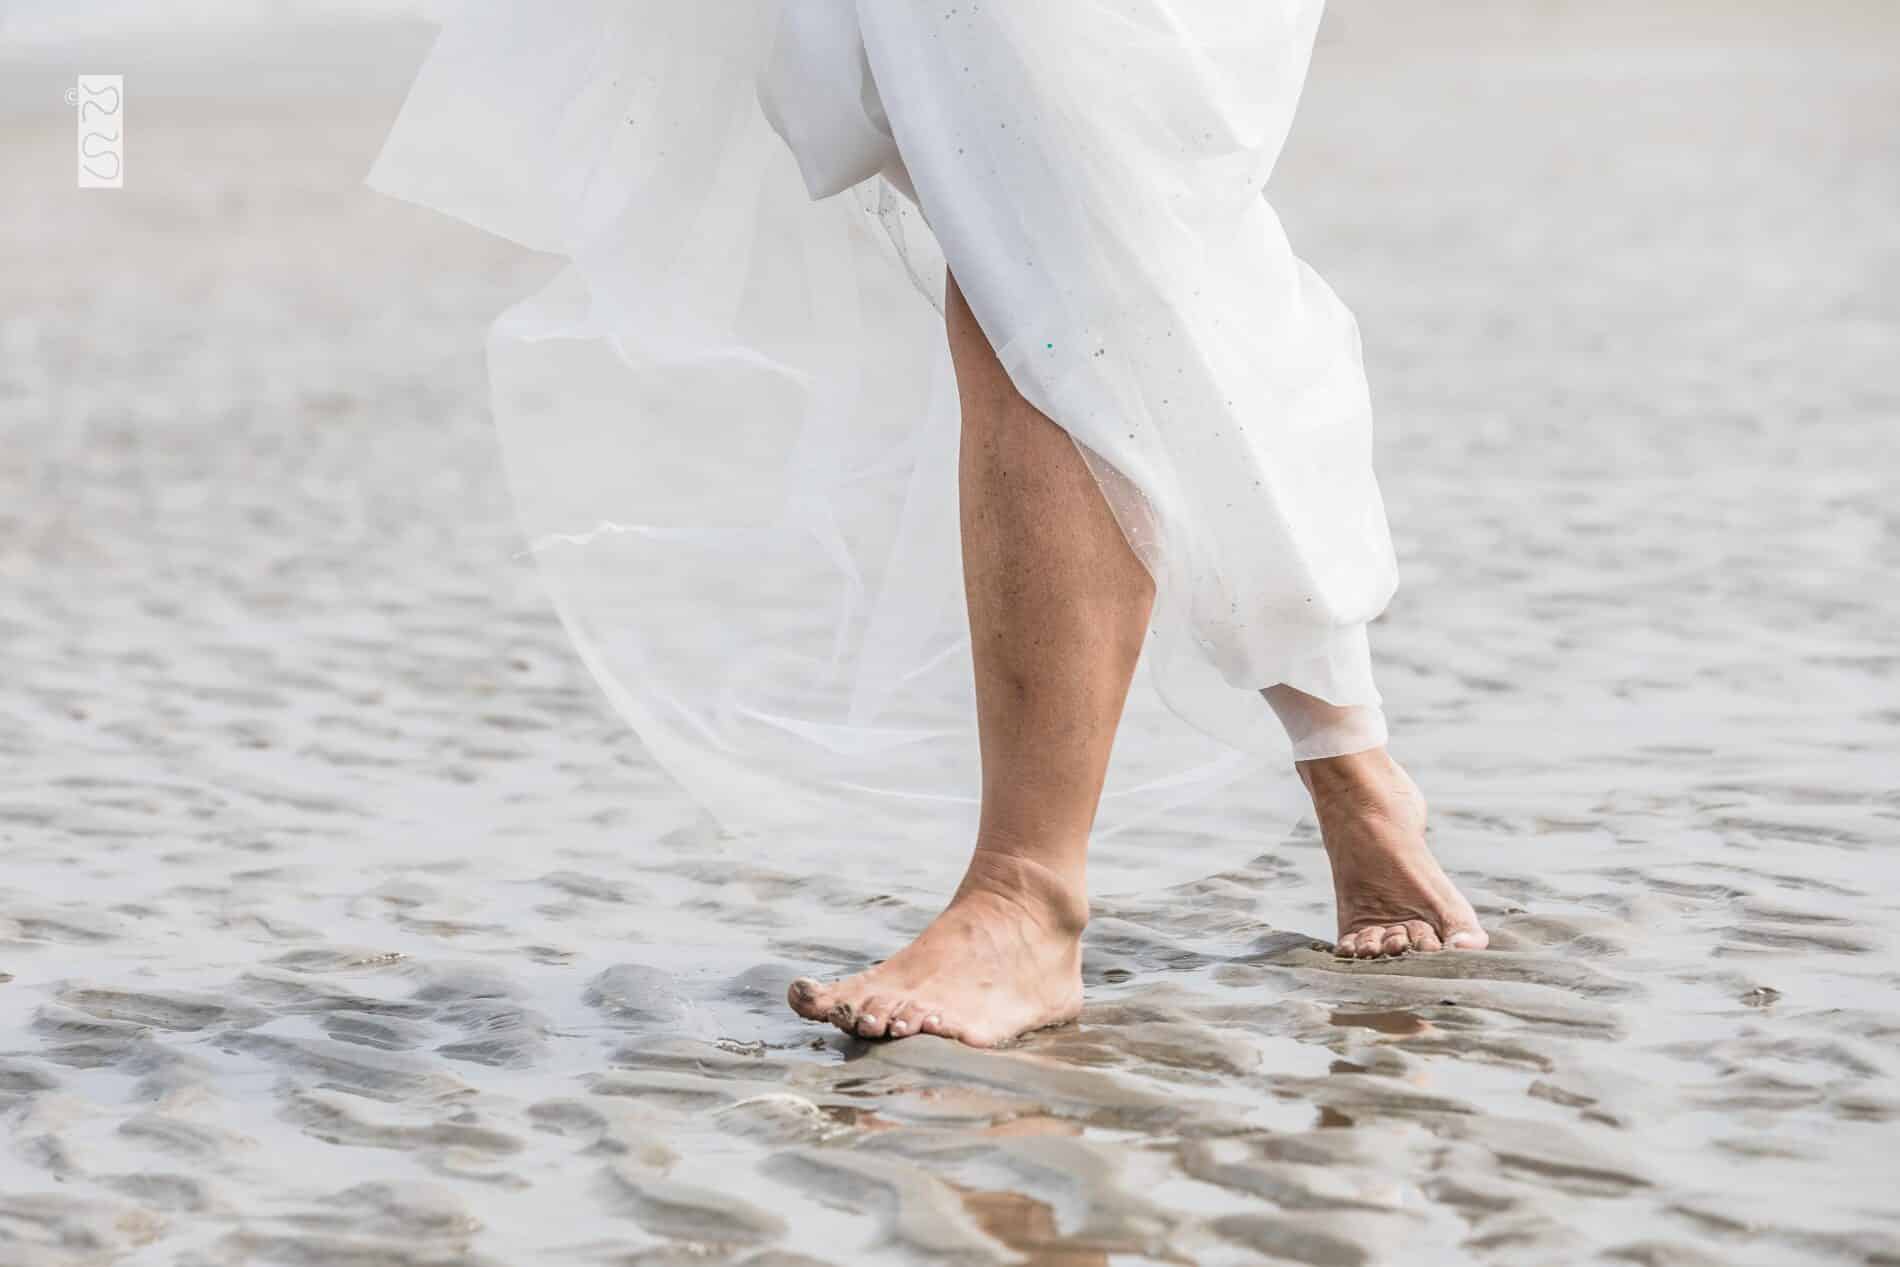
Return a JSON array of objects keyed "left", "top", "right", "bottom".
[{"left": 369, "top": 0, "right": 1398, "bottom": 859}]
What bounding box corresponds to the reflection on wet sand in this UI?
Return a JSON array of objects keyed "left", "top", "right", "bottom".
[{"left": 959, "top": 1186, "right": 1111, "bottom": 1267}]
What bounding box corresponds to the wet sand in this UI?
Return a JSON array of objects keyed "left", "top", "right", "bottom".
[{"left": 3, "top": 4, "right": 1898, "bottom": 1264}]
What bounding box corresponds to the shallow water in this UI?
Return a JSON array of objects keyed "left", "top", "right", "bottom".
[{"left": 3, "top": 5, "right": 1898, "bottom": 1264}]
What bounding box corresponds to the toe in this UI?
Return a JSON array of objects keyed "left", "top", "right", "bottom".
[
  {"left": 1445, "top": 924, "right": 1489, "bottom": 951},
  {"left": 1380, "top": 927, "right": 1411, "bottom": 957},
  {"left": 855, "top": 996, "right": 893, "bottom": 1039},
  {"left": 887, "top": 1001, "right": 927, "bottom": 1038},
  {"left": 1404, "top": 920, "right": 1443, "bottom": 953},
  {"left": 1352, "top": 927, "right": 1388, "bottom": 959},
  {"left": 826, "top": 1000, "right": 858, "bottom": 1035},
  {"left": 787, "top": 977, "right": 830, "bottom": 1020},
  {"left": 919, "top": 1012, "right": 955, "bottom": 1041}
]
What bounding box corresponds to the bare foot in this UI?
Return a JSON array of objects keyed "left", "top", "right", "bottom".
[
  {"left": 786, "top": 849, "right": 1086, "bottom": 1048},
  {"left": 1299, "top": 748, "right": 1488, "bottom": 959}
]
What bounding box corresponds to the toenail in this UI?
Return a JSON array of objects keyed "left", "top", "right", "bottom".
[{"left": 889, "top": 1021, "right": 909, "bottom": 1034}]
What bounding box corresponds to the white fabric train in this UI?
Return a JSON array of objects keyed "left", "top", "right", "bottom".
[{"left": 370, "top": 0, "right": 1397, "bottom": 848}]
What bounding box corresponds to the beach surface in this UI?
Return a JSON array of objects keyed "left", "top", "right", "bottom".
[{"left": 3, "top": 3, "right": 1897, "bottom": 1263}]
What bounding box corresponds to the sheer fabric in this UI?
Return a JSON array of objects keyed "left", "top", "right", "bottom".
[{"left": 369, "top": 0, "right": 1396, "bottom": 849}]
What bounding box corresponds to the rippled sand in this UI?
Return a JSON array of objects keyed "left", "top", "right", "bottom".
[{"left": 3, "top": 5, "right": 1897, "bottom": 1264}]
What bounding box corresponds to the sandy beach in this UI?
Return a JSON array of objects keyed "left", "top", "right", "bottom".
[{"left": 3, "top": 3, "right": 1897, "bottom": 1263}]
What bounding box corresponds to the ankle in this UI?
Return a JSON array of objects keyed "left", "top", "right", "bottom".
[
  {"left": 1297, "top": 748, "right": 1425, "bottom": 828},
  {"left": 1297, "top": 746, "right": 1394, "bottom": 797},
  {"left": 957, "top": 842, "right": 1091, "bottom": 940}
]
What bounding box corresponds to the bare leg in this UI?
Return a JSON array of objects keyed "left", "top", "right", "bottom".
[
  {"left": 1269, "top": 687, "right": 1488, "bottom": 958},
  {"left": 787, "top": 271, "right": 1154, "bottom": 1047}
]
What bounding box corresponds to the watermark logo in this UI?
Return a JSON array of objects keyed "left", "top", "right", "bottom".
[{"left": 68, "top": 75, "right": 123, "bottom": 188}]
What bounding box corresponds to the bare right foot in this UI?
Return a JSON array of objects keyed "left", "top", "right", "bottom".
[
  {"left": 1299, "top": 748, "right": 1489, "bottom": 959},
  {"left": 786, "top": 848, "right": 1086, "bottom": 1049}
]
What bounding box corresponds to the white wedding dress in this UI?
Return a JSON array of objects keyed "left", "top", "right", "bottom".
[{"left": 370, "top": 1, "right": 1398, "bottom": 867}]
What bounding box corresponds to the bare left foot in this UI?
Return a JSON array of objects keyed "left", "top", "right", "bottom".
[
  {"left": 1299, "top": 748, "right": 1488, "bottom": 959},
  {"left": 785, "top": 848, "right": 1087, "bottom": 1048}
]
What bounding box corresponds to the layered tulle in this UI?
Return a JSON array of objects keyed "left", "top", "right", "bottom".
[{"left": 369, "top": 0, "right": 1396, "bottom": 847}]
